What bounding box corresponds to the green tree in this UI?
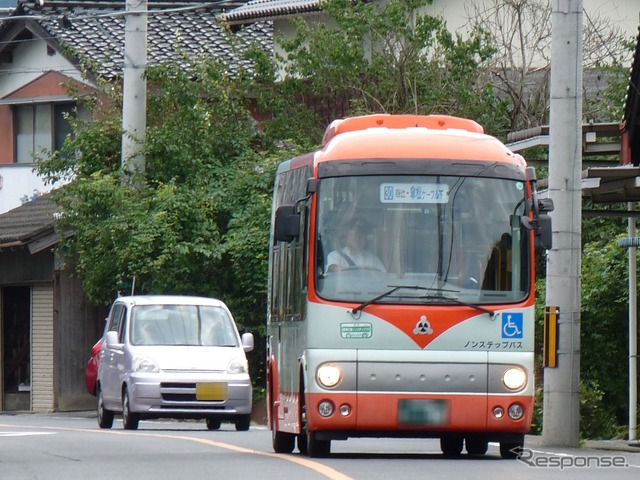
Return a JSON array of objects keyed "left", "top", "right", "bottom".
[
  {"left": 278, "top": 0, "right": 510, "bottom": 136},
  {"left": 37, "top": 51, "right": 315, "bottom": 390}
]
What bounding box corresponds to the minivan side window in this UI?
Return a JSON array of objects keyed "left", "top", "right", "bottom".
[{"left": 108, "top": 303, "right": 127, "bottom": 342}]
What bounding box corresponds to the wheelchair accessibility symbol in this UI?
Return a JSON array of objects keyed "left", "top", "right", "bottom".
[{"left": 502, "top": 313, "right": 523, "bottom": 339}]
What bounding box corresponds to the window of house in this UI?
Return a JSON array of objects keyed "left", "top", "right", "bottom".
[{"left": 14, "top": 103, "right": 75, "bottom": 164}]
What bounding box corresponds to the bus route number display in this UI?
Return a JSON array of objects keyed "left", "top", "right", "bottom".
[{"left": 381, "top": 183, "right": 449, "bottom": 203}]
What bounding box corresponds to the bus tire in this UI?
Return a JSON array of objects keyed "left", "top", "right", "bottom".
[
  {"left": 297, "top": 433, "right": 308, "bottom": 455},
  {"left": 465, "top": 436, "right": 488, "bottom": 455},
  {"left": 271, "top": 403, "right": 295, "bottom": 453},
  {"left": 500, "top": 440, "right": 524, "bottom": 459},
  {"left": 272, "top": 429, "right": 295, "bottom": 453},
  {"left": 440, "top": 436, "right": 463, "bottom": 457},
  {"left": 306, "top": 430, "right": 330, "bottom": 458}
]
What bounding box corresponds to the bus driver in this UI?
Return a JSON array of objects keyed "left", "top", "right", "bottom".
[{"left": 326, "top": 218, "right": 386, "bottom": 273}]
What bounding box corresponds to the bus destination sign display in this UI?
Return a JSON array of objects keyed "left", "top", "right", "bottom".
[{"left": 381, "top": 183, "right": 449, "bottom": 203}]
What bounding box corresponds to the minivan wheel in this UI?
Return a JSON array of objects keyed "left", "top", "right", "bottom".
[
  {"left": 122, "top": 387, "right": 140, "bottom": 430},
  {"left": 206, "top": 418, "right": 221, "bottom": 430},
  {"left": 97, "top": 386, "right": 114, "bottom": 429},
  {"left": 235, "top": 415, "right": 251, "bottom": 431}
]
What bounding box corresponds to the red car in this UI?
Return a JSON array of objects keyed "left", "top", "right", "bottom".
[{"left": 85, "top": 339, "right": 102, "bottom": 396}]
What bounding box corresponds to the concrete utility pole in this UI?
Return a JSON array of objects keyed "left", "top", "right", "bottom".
[
  {"left": 121, "top": 0, "right": 148, "bottom": 185},
  {"left": 627, "top": 208, "right": 638, "bottom": 443},
  {"left": 542, "top": 0, "right": 583, "bottom": 447}
]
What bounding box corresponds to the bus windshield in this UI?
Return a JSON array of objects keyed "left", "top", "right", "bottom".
[{"left": 315, "top": 175, "right": 530, "bottom": 305}]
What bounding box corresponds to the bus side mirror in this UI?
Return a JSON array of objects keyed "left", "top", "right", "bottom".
[
  {"left": 537, "top": 198, "right": 554, "bottom": 213},
  {"left": 522, "top": 214, "right": 553, "bottom": 250},
  {"left": 536, "top": 214, "right": 553, "bottom": 250},
  {"left": 275, "top": 205, "right": 300, "bottom": 243}
]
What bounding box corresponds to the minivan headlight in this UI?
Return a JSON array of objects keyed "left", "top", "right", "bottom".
[
  {"left": 227, "top": 356, "right": 248, "bottom": 374},
  {"left": 133, "top": 356, "right": 159, "bottom": 373}
]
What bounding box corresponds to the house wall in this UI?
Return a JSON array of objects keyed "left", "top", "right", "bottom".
[
  {"left": 0, "top": 70, "right": 82, "bottom": 213},
  {"left": 0, "top": 39, "right": 93, "bottom": 213},
  {"left": 0, "top": 249, "right": 52, "bottom": 283},
  {"left": 54, "top": 267, "right": 108, "bottom": 411},
  {"left": 426, "top": 0, "right": 638, "bottom": 38},
  {"left": 0, "top": 38, "right": 88, "bottom": 98},
  {"left": 0, "top": 246, "right": 105, "bottom": 412},
  {"left": 0, "top": 70, "right": 86, "bottom": 166},
  {"left": 0, "top": 166, "right": 61, "bottom": 214}
]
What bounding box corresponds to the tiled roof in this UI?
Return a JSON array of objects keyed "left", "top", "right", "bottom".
[
  {"left": 221, "top": 0, "right": 320, "bottom": 24},
  {"left": 0, "top": 1, "right": 273, "bottom": 79},
  {"left": 0, "top": 194, "right": 58, "bottom": 246}
]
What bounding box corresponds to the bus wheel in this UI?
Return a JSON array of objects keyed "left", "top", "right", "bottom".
[
  {"left": 440, "top": 436, "right": 463, "bottom": 457},
  {"left": 500, "top": 440, "right": 524, "bottom": 459},
  {"left": 297, "top": 432, "right": 308, "bottom": 455},
  {"left": 306, "top": 430, "right": 330, "bottom": 458},
  {"left": 301, "top": 403, "right": 330, "bottom": 457},
  {"left": 271, "top": 404, "right": 295, "bottom": 453},
  {"left": 465, "top": 436, "right": 488, "bottom": 455}
]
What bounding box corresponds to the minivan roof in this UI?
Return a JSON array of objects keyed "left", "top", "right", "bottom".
[{"left": 114, "top": 295, "right": 227, "bottom": 308}]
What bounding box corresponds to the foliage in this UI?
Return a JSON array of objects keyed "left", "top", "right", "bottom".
[
  {"left": 465, "top": 0, "right": 634, "bottom": 129},
  {"left": 581, "top": 229, "right": 633, "bottom": 425},
  {"left": 535, "top": 218, "right": 636, "bottom": 438},
  {"left": 278, "top": 0, "right": 510, "bottom": 136},
  {"left": 579, "top": 379, "right": 619, "bottom": 440}
]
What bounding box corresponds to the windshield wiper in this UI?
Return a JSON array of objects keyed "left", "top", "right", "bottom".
[
  {"left": 351, "top": 285, "right": 494, "bottom": 318},
  {"left": 424, "top": 293, "right": 495, "bottom": 318},
  {"left": 351, "top": 285, "right": 457, "bottom": 314}
]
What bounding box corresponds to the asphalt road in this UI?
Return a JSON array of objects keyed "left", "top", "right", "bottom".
[{"left": 1, "top": 412, "right": 640, "bottom": 480}]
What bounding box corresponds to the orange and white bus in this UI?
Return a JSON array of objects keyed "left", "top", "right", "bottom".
[{"left": 267, "top": 114, "right": 553, "bottom": 458}]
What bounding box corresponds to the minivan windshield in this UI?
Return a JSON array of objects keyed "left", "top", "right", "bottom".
[{"left": 129, "top": 305, "right": 239, "bottom": 346}]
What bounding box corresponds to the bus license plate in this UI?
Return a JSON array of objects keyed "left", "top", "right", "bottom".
[
  {"left": 398, "top": 399, "right": 449, "bottom": 426},
  {"left": 196, "top": 382, "right": 228, "bottom": 401}
]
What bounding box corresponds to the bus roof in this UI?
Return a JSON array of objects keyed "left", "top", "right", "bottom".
[
  {"left": 322, "top": 114, "right": 484, "bottom": 145},
  {"left": 318, "top": 114, "right": 524, "bottom": 165}
]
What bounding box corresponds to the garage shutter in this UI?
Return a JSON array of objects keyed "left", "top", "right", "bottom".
[{"left": 31, "top": 284, "right": 54, "bottom": 412}]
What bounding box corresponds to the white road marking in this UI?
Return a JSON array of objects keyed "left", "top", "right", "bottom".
[{"left": 0, "top": 431, "right": 57, "bottom": 437}]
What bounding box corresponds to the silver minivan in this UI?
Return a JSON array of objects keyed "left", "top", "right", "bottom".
[{"left": 96, "top": 295, "right": 254, "bottom": 430}]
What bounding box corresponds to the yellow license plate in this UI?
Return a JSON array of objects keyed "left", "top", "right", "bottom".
[{"left": 196, "top": 382, "right": 228, "bottom": 401}]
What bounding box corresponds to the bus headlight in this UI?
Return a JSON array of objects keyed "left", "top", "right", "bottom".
[
  {"left": 317, "top": 364, "right": 343, "bottom": 388},
  {"left": 502, "top": 367, "right": 527, "bottom": 391}
]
